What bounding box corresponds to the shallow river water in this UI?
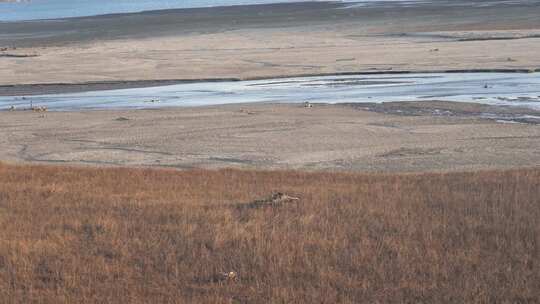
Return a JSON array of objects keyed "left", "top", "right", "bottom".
[{"left": 1, "top": 73, "right": 540, "bottom": 111}]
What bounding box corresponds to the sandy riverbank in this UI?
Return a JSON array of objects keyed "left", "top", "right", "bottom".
[
  {"left": 1, "top": 1, "right": 540, "bottom": 93},
  {"left": 1, "top": 102, "right": 539, "bottom": 172}
]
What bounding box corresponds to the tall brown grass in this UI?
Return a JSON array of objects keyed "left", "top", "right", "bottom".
[{"left": 0, "top": 162, "right": 539, "bottom": 303}]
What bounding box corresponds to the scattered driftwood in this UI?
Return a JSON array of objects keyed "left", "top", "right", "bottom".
[
  {"left": 336, "top": 58, "right": 355, "bottom": 62},
  {"left": 195, "top": 271, "right": 238, "bottom": 284},
  {"left": 239, "top": 192, "right": 300, "bottom": 209},
  {"left": 4, "top": 105, "right": 48, "bottom": 112},
  {"left": 239, "top": 109, "right": 255, "bottom": 115},
  {"left": 379, "top": 147, "right": 442, "bottom": 158},
  {"left": 0, "top": 53, "right": 39, "bottom": 58},
  {"left": 215, "top": 271, "right": 238, "bottom": 283},
  {"left": 115, "top": 117, "right": 130, "bottom": 121},
  {"left": 32, "top": 106, "right": 47, "bottom": 112}
]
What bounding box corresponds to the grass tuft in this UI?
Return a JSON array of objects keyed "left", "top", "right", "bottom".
[{"left": 0, "top": 163, "right": 539, "bottom": 303}]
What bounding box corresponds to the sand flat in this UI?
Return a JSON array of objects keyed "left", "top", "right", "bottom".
[
  {"left": 1, "top": 103, "right": 539, "bottom": 172},
  {"left": 2, "top": 29, "right": 540, "bottom": 86}
]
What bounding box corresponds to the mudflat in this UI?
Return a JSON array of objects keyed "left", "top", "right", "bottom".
[
  {"left": 1, "top": 1, "right": 540, "bottom": 93},
  {"left": 1, "top": 102, "right": 539, "bottom": 172}
]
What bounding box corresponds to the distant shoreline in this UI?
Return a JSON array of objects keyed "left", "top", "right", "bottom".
[
  {"left": 0, "top": 1, "right": 342, "bottom": 22},
  {"left": 3, "top": 0, "right": 540, "bottom": 47}
]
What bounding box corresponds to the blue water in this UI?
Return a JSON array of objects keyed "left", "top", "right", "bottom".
[
  {"left": 0, "top": 0, "right": 423, "bottom": 21},
  {"left": 0, "top": 0, "right": 312, "bottom": 21}
]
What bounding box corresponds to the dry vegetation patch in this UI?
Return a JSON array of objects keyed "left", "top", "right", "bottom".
[{"left": 0, "top": 163, "right": 539, "bottom": 303}]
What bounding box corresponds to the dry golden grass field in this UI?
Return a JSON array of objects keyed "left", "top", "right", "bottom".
[{"left": 0, "top": 162, "right": 539, "bottom": 303}]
